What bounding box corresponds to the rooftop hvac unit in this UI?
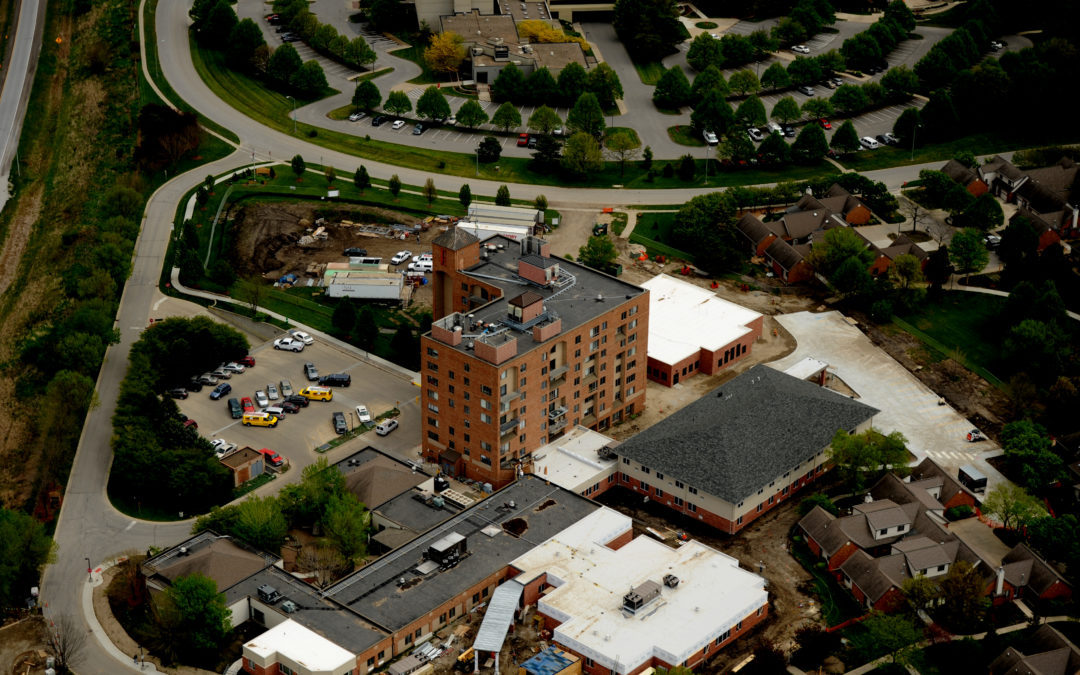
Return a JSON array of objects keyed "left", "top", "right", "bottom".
[
  {"left": 663, "top": 574, "right": 680, "bottom": 588},
  {"left": 280, "top": 600, "right": 298, "bottom": 613},
  {"left": 472, "top": 47, "right": 483, "bottom": 56},
  {"left": 257, "top": 584, "right": 283, "bottom": 604},
  {"left": 177, "top": 547, "right": 189, "bottom": 556}
]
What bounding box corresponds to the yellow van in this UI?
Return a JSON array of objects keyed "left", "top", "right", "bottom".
[
  {"left": 242, "top": 412, "right": 279, "bottom": 427},
  {"left": 299, "top": 386, "right": 333, "bottom": 402}
]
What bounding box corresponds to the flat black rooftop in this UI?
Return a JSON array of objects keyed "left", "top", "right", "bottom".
[
  {"left": 374, "top": 488, "right": 461, "bottom": 535},
  {"left": 439, "top": 236, "right": 646, "bottom": 357},
  {"left": 615, "top": 364, "right": 880, "bottom": 504},
  {"left": 323, "top": 475, "right": 601, "bottom": 631},
  {"left": 227, "top": 566, "right": 385, "bottom": 654}
]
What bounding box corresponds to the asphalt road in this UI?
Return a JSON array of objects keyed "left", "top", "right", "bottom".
[{"left": 0, "top": 0, "right": 45, "bottom": 214}]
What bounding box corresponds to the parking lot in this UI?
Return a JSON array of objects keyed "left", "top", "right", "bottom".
[{"left": 175, "top": 334, "right": 420, "bottom": 470}]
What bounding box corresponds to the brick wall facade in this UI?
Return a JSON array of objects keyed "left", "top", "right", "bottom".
[{"left": 646, "top": 316, "right": 763, "bottom": 388}]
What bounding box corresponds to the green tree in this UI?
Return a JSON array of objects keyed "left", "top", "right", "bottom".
[
  {"left": 455, "top": 99, "right": 489, "bottom": 129},
  {"left": 492, "top": 62, "right": 526, "bottom": 102},
  {"left": 948, "top": 228, "right": 989, "bottom": 276},
  {"left": 691, "top": 65, "right": 727, "bottom": 99},
  {"left": 526, "top": 67, "right": 559, "bottom": 106},
  {"left": 807, "top": 226, "right": 873, "bottom": 275},
  {"left": 198, "top": 0, "right": 238, "bottom": 46},
  {"left": 312, "top": 23, "right": 338, "bottom": 51},
  {"left": 323, "top": 492, "right": 370, "bottom": 564},
  {"left": 653, "top": 66, "right": 693, "bottom": 109},
  {"left": 458, "top": 183, "right": 472, "bottom": 208},
  {"left": 848, "top": 612, "right": 923, "bottom": 664},
  {"left": 199, "top": 496, "right": 288, "bottom": 553},
  {"left": 557, "top": 62, "right": 589, "bottom": 106},
  {"left": 881, "top": 65, "right": 920, "bottom": 97},
  {"left": 690, "top": 89, "right": 734, "bottom": 135},
  {"left": 787, "top": 56, "right": 822, "bottom": 85},
  {"left": 687, "top": 32, "right": 724, "bottom": 72},
  {"left": 423, "top": 177, "right": 437, "bottom": 205},
  {"left": 160, "top": 574, "right": 232, "bottom": 656},
  {"left": 534, "top": 194, "right": 548, "bottom": 211},
  {"left": 332, "top": 300, "right": 358, "bottom": 336},
  {"left": 577, "top": 235, "right": 618, "bottom": 271},
  {"left": 760, "top": 61, "right": 791, "bottom": 90},
  {"left": 831, "top": 84, "right": 869, "bottom": 114},
  {"left": 354, "top": 165, "right": 370, "bottom": 192},
  {"left": 735, "top": 96, "right": 767, "bottom": 126},
  {"left": 678, "top": 154, "right": 696, "bottom": 181},
  {"left": 383, "top": 90, "right": 412, "bottom": 116},
  {"left": 958, "top": 193, "right": 1004, "bottom": 231},
  {"left": 560, "top": 132, "right": 603, "bottom": 179},
  {"left": 352, "top": 80, "right": 381, "bottom": 111},
  {"left": 496, "top": 184, "right": 511, "bottom": 206},
  {"left": 828, "top": 428, "right": 910, "bottom": 491},
  {"left": 389, "top": 324, "right": 418, "bottom": 369},
  {"left": 423, "top": 31, "right": 466, "bottom": 76},
  {"left": 492, "top": 101, "right": 522, "bottom": 132},
  {"left": 0, "top": 508, "right": 56, "bottom": 608},
  {"left": 901, "top": 575, "right": 942, "bottom": 614},
  {"left": 567, "top": 93, "right": 605, "bottom": 138},
  {"left": 605, "top": 130, "right": 640, "bottom": 177},
  {"left": 388, "top": 174, "right": 402, "bottom": 198},
  {"left": 671, "top": 192, "right": 743, "bottom": 274},
  {"left": 344, "top": 37, "right": 377, "bottom": 70},
  {"left": 587, "top": 63, "right": 624, "bottom": 108},
  {"left": 758, "top": 132, "right": 790, "bottom": 164},
  {"left": 528, "top": 105, "right": 562, "bottom": 134},
  {"left": 770, "top": 96, "right": 802, "bottom": 124},
  {"left": 791, "top": 123, "right": 828, "bottom": 164},
  {"left": 815, "top": 48, "right": 846, "bottom": 75},
  {"left": 982, "top": 482, "right": 1046, "bottom": 530},
  {"left": 885, "top": 0, "right": 916, "bottom": 32},
  {"left": 889, "top": 253, "right": 924, "bottom": 290},
  {"left": 291, "top": 154, "right": 306, "bottom": 178},
  {"left": 831, "top": 256, "right": 873, "bottom": 296},
  {"left": 937, "top": 560, "right": 990, "bottom": 633},
  {"left": 1001, "top": 420, "right": 1066, "bottom": 492},
  {"left": 226, "top": 19, "right": 266, "bottom": 71},
  {"left": 532, "top": 135, "right": 562, "bottom": 172},
  {"left": 830, "top": 120, "right": 861, "bottom": 154},
  {"left": 278, "top": 457, "right": 346, "bottom": 527},
  {"left": 290, "top": 61, "right": 328, "bottom": 98},
  {"left": 355, "top": 305, "right": 378, "bottom": 352},
  {"left": 613, "top": 0, "right": 683, "bottom": 60},
  {"left": 797, "top": 492, "right": 838, "bottom": 516},
  {"left": 728, "top": 69, "right": 760, "bottom": 96},
  {"left": 477, "top": 136, "right": 502, "bottom": 162},
  {"left": 772, "top": 17, "right": 807, "bottom": 46},
  {"left": 801, "top": 98, "right": 834, "bottom": 120},
  {"left": 893, "top": 106, "right": 923, "bottom": 143},
  {"left": 267, "top": 44, "right": 302, "bottom": 86},
  {"left": 416, "top": 86, "right": 451, "bottom": 121}
]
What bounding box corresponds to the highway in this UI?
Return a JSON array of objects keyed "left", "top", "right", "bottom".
[
  {"left": 37, "top": 1, "right": 957, "bottom": 671},
  {"left": 0, "top": 0, "right": 45, "bottom": 214}
]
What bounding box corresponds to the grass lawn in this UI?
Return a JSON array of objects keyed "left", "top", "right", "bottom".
[
  {"left": 791, "top": 537, "right": 866, "bottom": 626},
  {"left": 604, "top": 127, "right": 641, "bottom": 148},
  {"left": 634, "top": 61, "right": 667, "bottom": 85},
  {"left": 668, "top": 125, "right": 706, "bottom": 147},
  {"left": 611, "top": 211, "right": 628, "bottom": 235},
  {"left": 628, "top": 232, "right": 693, "bottom": 262},
  {"left": 894, "top": 291, "right": 1006, "bottom": 387},
  {"left": 840, "top": 130, "right": 1080, "bottom": 173},
  {"left": 634, "top": 211, "right": 676, "bottom": 241},
  {"left": 355, "top": 66, "right": 394, "bottom": 81},
  {"left": 695, "top": 21, "right": 718, "bottom": 29}
]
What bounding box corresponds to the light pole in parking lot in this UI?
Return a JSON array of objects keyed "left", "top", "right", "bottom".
[
  {"left": 287, "top": 95, "right": 296, "bottom": 134},
  {"left": 911, "top": 123, "right": 922, "bottom": 161},
  {"left": 704, "top": 143, "right": 710, "bottom": 185}
]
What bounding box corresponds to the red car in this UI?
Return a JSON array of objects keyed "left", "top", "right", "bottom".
[
  {"left": 819, "top": 118, "right": 832, "bottom": 129},
  {"left": 517, "top": 133, "right": 529, "bottom": 146},
  {"left": 260, "top": 448, "right": 284, "bottom": 467},
  {"left": 241, "top": 397, "right": 255, "bottom": 413},
  {"left": 239, "top": 355, "right": 256, "bottom": 367}
]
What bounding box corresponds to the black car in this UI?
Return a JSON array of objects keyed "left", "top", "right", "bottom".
[
  {"left": 280, "top": 401, "right": 301, "bottom": 414},
  {"left": 281, "top": 33, "right": 300, "bottom": 42},
  {"left": 371, "top": 115, "right": 387, "bottom": 127},
  {"left": 332, "top": 411, "right": 348, "bottom": 434},
  {"left": 285, "top": 394, "right": 310, "bottom": 408},
  {"left": 319, "top": 373, "right": 352, "bottom": 387},
  {"left": 227, "top": 397, "right": 243, "bottom": 419},
  {"left": 527, "top": 136, "right": 538, "bottom": 149},
  {"left": 782, "top": 125, "right": 796, "bottom": 138},
  {"left": 344, "top": 247, "right": 368, "bottom": 257},
  {"left": 167, "top": 388, "right": 189, "bottom": 399},
  {"left": 187, "top": 378, "right": 204, "bottom": 392}
]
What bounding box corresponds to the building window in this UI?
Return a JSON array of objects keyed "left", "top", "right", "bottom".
[
  {"left": 405, "top": 634, "right": 413, "bottom": 645},
  {"left": 585, "top": 659, "right": 594, "bottom": 667},
  {"left": 655, "top": 488, "right": 664, "bottom": 497},
  {"left": 427, "top": 362, "right": 438, "bottom": 372},
  {"left": 675, "top": 480, "right": 684, "bottom": 488},
  {"left": 450, "top": 608, "right": 456, "bottom": 618},
  {"left": 688, "top": 502, "right": 697, "bottom": 512},
  {"left": 757, "top": 503, "right": 763, "bottom": 513},
  {"left": 416, "top": 629, "right": 422, "bottom": 638},
  {"left": 757, "top": 606, "right": 763, "bottom": 616},
  {"left": 482, "top": 588, "right": 489, "bottom": 597},
  {"left": 622, "top": 458, "right": 630, "bottom": 464},
  {"left": 674, "top": 496, "right": 684, "bottom": 507},
  {"left": 688, "top": 486, "right": 698, "bottom": 495},
  {"left": 440, "top": 613, "right": 447, "bottom": 624},
  {"left": 656, "top": 472, "right": 664, "bottom": 480},
  {"left": 427, "top": 347, "right": 439, "bottom": 357},
  {"left": 428, "top": 403, "right": 439, "bottom": 413},
  {"left": 378, "top": 651, "right": 385, "bottom": 660},
  {"left": 641, "top": 465, "right": 650, "bottom": 474},
  {"left": 368, "top": 658, "right": 376, "bottom": 667},
  {"left": 481, "top": 385, "right": 492, "bottom": 395},
  {"left": 480, "top": 413, "right": 491, "bottom": 423},
  {"left": 737, "top": 620, "right": 743, "bottom": 630}
]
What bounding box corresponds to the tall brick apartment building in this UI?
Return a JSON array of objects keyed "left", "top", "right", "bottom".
[{"left": 422, "top": 229, "right": 649, "bottom": 487}]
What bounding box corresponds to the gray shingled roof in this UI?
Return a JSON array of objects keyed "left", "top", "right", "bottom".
[
  {"left": 862, "top": 502, "right": 914, "bottom": 531},
  {"left": 433, "top": 226, "right": 480, "bottom": 250},
  {"left": 615, "top": 365, "right": 878, "bottom": 504}
]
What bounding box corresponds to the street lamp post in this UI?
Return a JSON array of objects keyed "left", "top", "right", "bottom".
[
  {"left": 910, "top": 124, "right": 922, "bottom": 161},
  {"left": 287, "top": 95, "right": 296, "bottom": 134},
  {"left": 704, "top": 144, "right": 710, "bottom": 185},
  {"left": 85, "top": 557, "right": 91, "bottom": 582},
  {"left": 475, "top": 147, "right": 479, "bottom": 176}
]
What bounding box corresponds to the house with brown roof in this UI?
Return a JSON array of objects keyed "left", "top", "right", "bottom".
[
  {"left": 141, "top": 531, "right": 280, "bottom": 600},
  {"left": 976, "top": 155, "right": 1079, "bottom": 240},
  {"left": 861, "top": 233, "right": 929, "bottom": 277},
  {"left": 989, "top": 624, "right": 1080, "bottom": 675},
  {"left": 221, "top": 446, "right": 264, "bottom": 487},
  {"left": 998, "top": 543, "right": 1073, "bottom": 605},
  {"left": 940, "top": 159, "right": 989, "bottom": 197}
]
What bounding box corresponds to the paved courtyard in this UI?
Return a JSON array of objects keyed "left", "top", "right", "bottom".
[{"left": 768, "top": 311, "right": 1009, "bottom": 492}]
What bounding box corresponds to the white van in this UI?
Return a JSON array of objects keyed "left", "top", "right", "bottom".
[
  {"left": 859, "top": 136, "right": 880, "bottom": 149},
  {"left": 766, "top": 121, "right": 782, "bottom": 135}
]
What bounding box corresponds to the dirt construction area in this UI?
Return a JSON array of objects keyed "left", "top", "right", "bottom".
[
  {"left": 0, "top": 617, "right": 51, "bottom": 675},
  {"left": 228, "top": 201, "right": 450, "bottom": 309}
]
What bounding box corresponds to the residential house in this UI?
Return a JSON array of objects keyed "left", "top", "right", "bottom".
[
  {"left": 614, "top": 364, "right": 879, "bottom": 534},
  {"left": 989, "top": 624, "right": 1080, "bottom": 675},
  {"left": 940, "top": 159, "right": 990, "bottom": 197},
  {"left": 998, "top": 543, "right": 1073, "bottom": 605},
  {"left": 861, "top": 233, "right": 930, "bottom": 277},
  {"left": 974, "top": 155, "right": 1079, "bottom": 240}
]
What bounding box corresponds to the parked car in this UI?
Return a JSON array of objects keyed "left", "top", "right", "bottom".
[
  {"left": 877, "top": 132, "right": 899, "bottom": 145},
  {"left": 333, "top": 411, "right": 348, "bottom": 434},
  {"left": 210, "top": 383, "right": 232, "bottom": 400},
  {"left": 375, "top": 419, "right": 399, "bottom": 436},
  {"left": 211, "top": 368, "right": 232, "bottom": 380},
  {"left": 166, "top": 388, "right": 188, "bottom": 399},
  {"left": 391, "top": 120, "right": 406, "bottom": 130},
  {"left": 298, "top": 386, "right": 333, "bottom": 402},
  {"left": 391, "top": 250, "right": 412, "bottom": 265},
  {"left": 183, "top": 419, "right": 198, "bottom": 430},
  {"left": 290, "top": 330, "right": 314, "bottom": 345},
  {"left": 285, "top": 394, "right": 310, "bottom": 408},
  {"left": 413, "top": 123, "right": 425, "bottom": 135},
  {"left": 280, "top": 401, "right": 300, "bottom": 414},
  {"left": 989, "top": 40, "right": 1004, "bottom": 51},
  {"left": 371, "top": 115, "right": 387, "bottom": 126},
  {"left": 273, "top": 337, "right": 305, "bottom": 352},
  {"left": 222, "top": 362, "right": 245, "bottom": 374},
  {"left": 859, "top": 136, "right": 881, "bottom": 149},
  {"left": 281, "top": 33, "right": 300, "bottom": 42},
  {"left": 782, "top": 124, "right": 796, "bottom": 138},
  {"left": 211, "top": 439, "right": 237, "bottom": 458},
  {"left": 241, "top": 397, "right": 255, "bottom": 413},
  {"left": 445, "top": 116, "right": 456, "bottom": 125},
  {"left": 348, "top": 111, "right": 367, "bottom": 122},
  {"left": 355, "top": 405, "right": 372, "bottom": 424},
  {"left": 552, "top": 126, "right": 563, "bottom": 136},
  {"left": 528, "top": 135, "right": 538, "bottom": 149},
  {"left": 280, "top": 379, "right": 294, "bottom": 397},
  {"left": 304, "top": 362, "right": 319, "bottom": 381},
  {"left": 411, "top": 253, "right": 433, "bottom": 263},
  {"left": 702, "top": 129, "right": 719, "bottom": 145},
  {"left": 343, "top": 247, "right": 368, "bottom": 257},
  {"left": 259, "top": 447, "right": 284, "bottom": 466},
  {"left": 264, "top": 13, "right": 281, "bottom": 23},
  {"left": 818, "top": 118, "right": 831, "bottom": 129},
  {"left": 319, "top": 373, "right": 352, "bottom": 387},
  {"left": 792, "top": 44, "right": 811, "bottom": 54},
  {"left": 264, "top": 406, "right": 286, "bottom": 420},
  {"left": 984, "top": 233, "right": 1002, "bottom": 249},
  {"left": 408, "top": 260, "right": 433, "bottom": 273},
  {"left": 267, "top": 383, "right": 280, "bottom": 400},
  {"left": 227, "top": 398, "right": 243, "bottom": 419},
  {"left": 821, "top": 79, "right": 837, "bottom": 89},
  {"left": 239, "top": 355, "right": 256, "bottom": 367},
  {"left": 254, "top": 390, "right": 270, "bottom": 407},
  {"left": 747, "top": 127, "right": 766, "bottom": 142},
  {"left": 197, "top": 373, "right": 218, "bottom": 386},
  {"left": 517, "top": 133, "right": 529, "bottom": 147},
  {"left": 187, "top": 379, "right": 204, "bottom": 392},
  {"left": 797, "top": 85, "right": 815, "bottom": 96}
]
